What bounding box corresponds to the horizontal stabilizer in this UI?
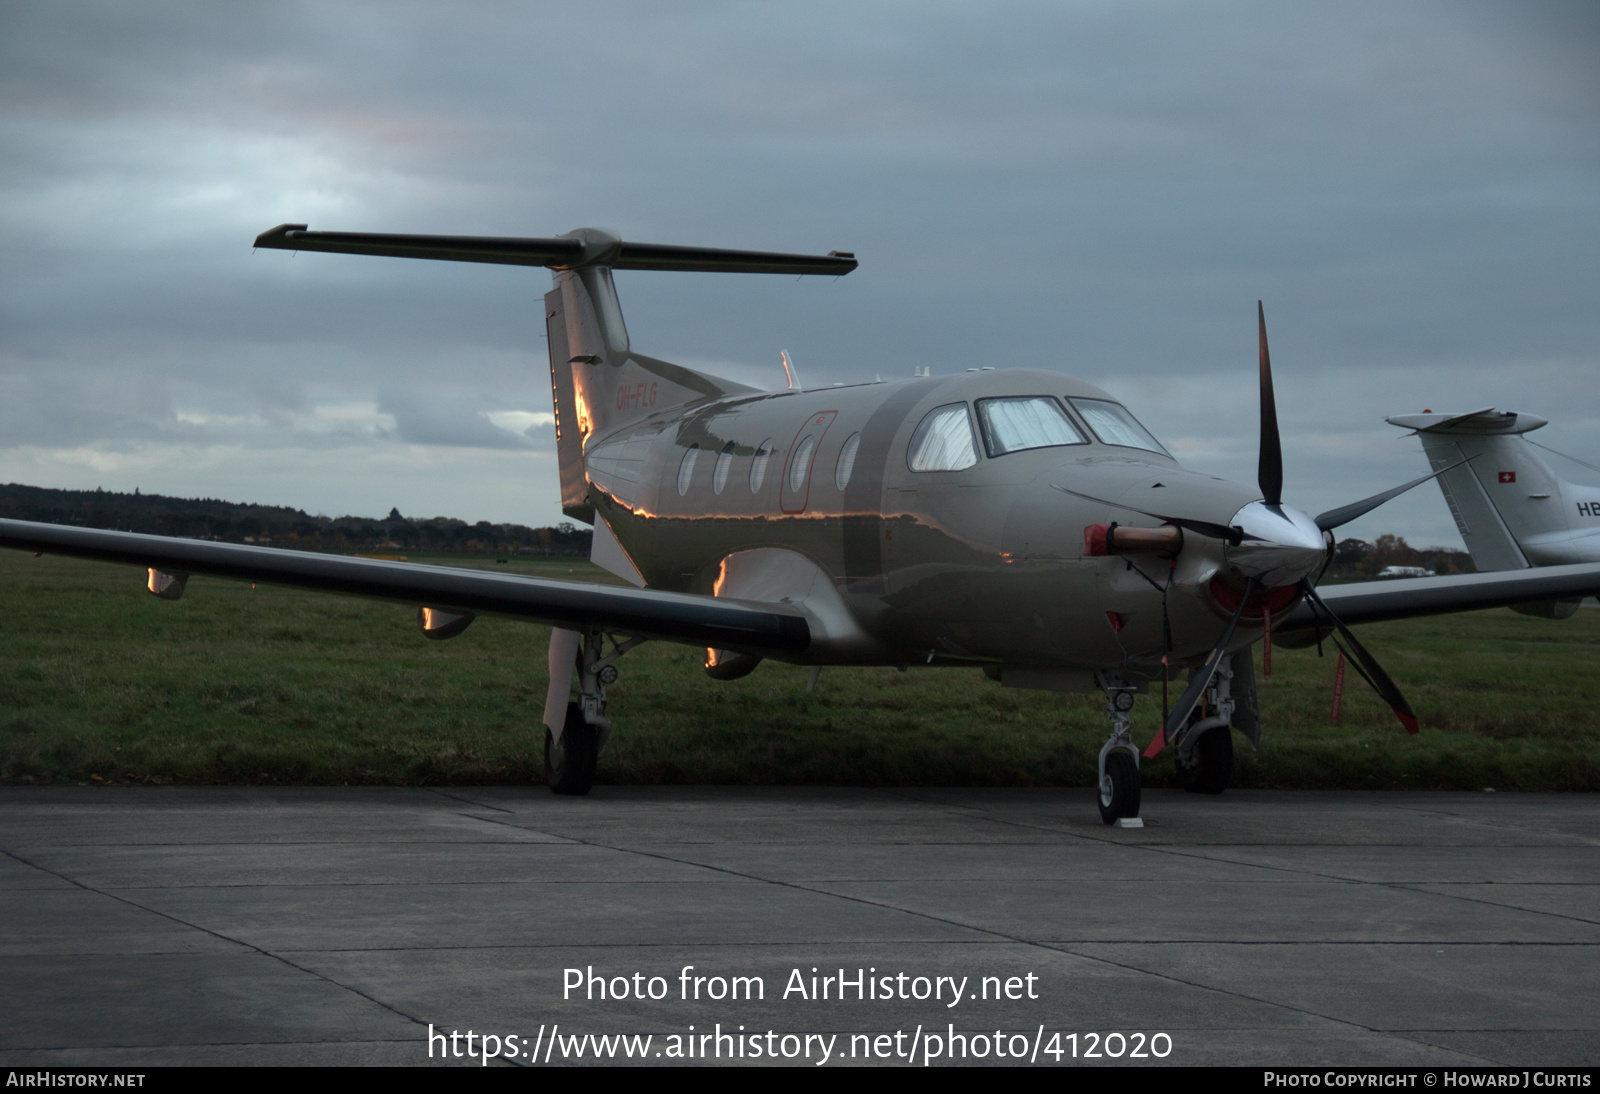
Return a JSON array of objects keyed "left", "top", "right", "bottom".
[
  {"left": 1386, "top": 409, "right": 1548, "bottom": 436},
  {"left": 254, "top": 224, "right": 858, "bottom": 275}
]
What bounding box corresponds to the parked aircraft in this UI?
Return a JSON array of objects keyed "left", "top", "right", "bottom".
[
  {"left": 7, "top": 225, "right": 1600, "bottom": 825},
  {"left": 1387, "top": 408, "right": 1600, "bottom": 617}
]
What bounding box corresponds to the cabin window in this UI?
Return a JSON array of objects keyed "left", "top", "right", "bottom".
[
  {"left": 712, "top": 442, "right": 735, "bottom": 495},
  {"left": 976, "top": 397, "right": 1086, "bottom": 457},
  {"left": 676, "top": 445, "right": 699, "bottom": 496},
  {"left": 749, "top": 438, "right": 774, "bottom": 493},
  {"left": 907, "top": 403, "right": 979, "bottom": 472},
  {"left": 1069, "top": 398, "right": 1171, "bottom": 458},
  {"left": 789, "top": 435, "right": 818, "bottom": 493},
  {"left": 835, "top": 432, "right": 861, "bottom": 490}
]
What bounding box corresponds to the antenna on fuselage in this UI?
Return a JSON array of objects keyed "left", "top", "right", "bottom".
[{"left": 781, "top": 349, "right": 802, "bottom": 391}]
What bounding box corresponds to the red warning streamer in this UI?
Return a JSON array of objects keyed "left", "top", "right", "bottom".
[{"left": 1330, "top": 650, "right": 1346, "bottom": 724}]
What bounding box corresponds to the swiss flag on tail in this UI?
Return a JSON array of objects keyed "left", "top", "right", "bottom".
[{"left": 1498, "top": 471, "right": 1516, "bottom": 483}]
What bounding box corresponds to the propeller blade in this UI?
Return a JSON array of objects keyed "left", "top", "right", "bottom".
[
  {"left": 1300, "top": 581, "right": 1419, "bottom": 734},
  {"left": 1150, "top": 578, "right": 1257, "bottom": 755},
  {"left": 1052, "top": 485, "right": 1250, "bottom": 546},
  {"left": 1313, "top": 458, "right": 1473, "bottom": 533},
  {"left": 1258, "top": 301, "right": 1283, "bottom": 507}
]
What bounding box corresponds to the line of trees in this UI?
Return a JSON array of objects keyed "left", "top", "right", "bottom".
[
  {"left": 1329, "top": 534, "right": 1474, "bottom": 579},
  {"left": 0, "top": 484, "right": 591, "bottom": 556}
]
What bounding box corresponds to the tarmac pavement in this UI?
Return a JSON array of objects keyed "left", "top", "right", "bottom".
[{"left": 0, "top": 786, "right": 1595, "bottom": 1067}]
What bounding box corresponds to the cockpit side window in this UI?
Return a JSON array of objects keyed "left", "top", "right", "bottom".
[
  {"left": 1068, "top": 398, "right": 1172, "bottom": 458},
  {"left": 907, "top": 403, "right": 979, "bottom": 472},
  {"left": 976, "top": 396, "right": 1087, "bottom": 457}
]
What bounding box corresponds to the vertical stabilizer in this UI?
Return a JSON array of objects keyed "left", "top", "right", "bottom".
[
  {"left": 1386, "top": 408, "right": 1594, "bottom": 570},
  {"left": 544, "top": 286, "right": 592, "bottom": 524},
  {"left": 542, "top": 230, "right": 766, "bottom": 529},
  {"left": 550, "top": 263, "right": 751, "bottom": 448}
]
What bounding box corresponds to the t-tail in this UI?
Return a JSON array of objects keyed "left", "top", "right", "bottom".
[
  {"left": 253, "top": 223, "right": 856, "bottom": 528},
  {"left": 1388, "top": 408, "right": 1600, "bottom": 616}
]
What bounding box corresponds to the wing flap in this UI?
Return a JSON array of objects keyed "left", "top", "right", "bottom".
[{"left": 0, "top": 519, "right": 808, "bottom": 655}]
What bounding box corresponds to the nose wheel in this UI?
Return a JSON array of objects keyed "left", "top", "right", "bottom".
[{"left": 1098, "top": 751, "right": 1141, "bottom": 824}]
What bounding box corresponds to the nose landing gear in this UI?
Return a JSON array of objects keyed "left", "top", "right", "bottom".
[{"left": 1096, "top": 672, "right": 1143, "bottom": 826}]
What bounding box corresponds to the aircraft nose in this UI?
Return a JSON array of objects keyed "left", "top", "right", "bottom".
[{"left": 1224, "top": 500, "right": 1327, "bottom": 587}]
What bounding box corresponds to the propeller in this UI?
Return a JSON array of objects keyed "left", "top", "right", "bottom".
[
  {"left": 1258, "top": 301, "right": 1283, "bottom": 507},
  {"left": 1312, "top": 459, "right": 1471, "bottom": 533},
  {"left": 1298, "top": 579, "right": 1419, "bottom": 733},
  {"left": 1144, "top": 301, "right": 1424, "bottom": 751}
]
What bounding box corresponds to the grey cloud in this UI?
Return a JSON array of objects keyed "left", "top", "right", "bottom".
[
  {"left": 1, "top": 1, "right": 1597, "bottom": 536},
  {"left": 376, "top": 388, "right": 541, "bottom": 450}
]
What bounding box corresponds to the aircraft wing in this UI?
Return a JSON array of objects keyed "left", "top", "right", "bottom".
[
  {"left": 0, "top": 518, "right": 809, "bottom": 655},
  {"left": 1279, "top": 562, "right": 1600, "bottom": 634}
]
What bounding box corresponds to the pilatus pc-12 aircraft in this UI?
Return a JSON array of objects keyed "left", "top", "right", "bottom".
[{"left": 6, "top": 226, "right": 1600, "bottom": 825}]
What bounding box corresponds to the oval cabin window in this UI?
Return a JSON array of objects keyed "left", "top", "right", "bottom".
[
  {"left": 749, "top": 438, "right": 774, "bottom": 493},
  {"left": 788, "top": 435, "right": 817, "bottom": 493},
  {"left": 712, "top": 442, "right": 735, "bottom": 495},
  {"left": 676, "top": 445, "right": 699, "bottom": 496},
  {"left": 835, "top": 432, "right": 861, "bottom": 490}
]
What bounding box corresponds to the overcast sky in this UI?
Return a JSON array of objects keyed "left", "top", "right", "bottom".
[{"left": 3, "top": 1, "right": 1597, "bottom": 546}]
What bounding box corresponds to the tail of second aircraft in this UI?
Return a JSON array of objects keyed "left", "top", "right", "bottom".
[{"left": 1387, "top": 408, "right": 1600, "bottom": 584}]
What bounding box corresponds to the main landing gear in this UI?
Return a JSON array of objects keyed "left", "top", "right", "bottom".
[
  {"left": 543, "top": 628, "right": 645, "bottom": 795},
  {"left": 1169, "top": 652, "right": 1255, "bottom": 796},
  {"left": 1175, "top": 715, "right": 1232, "bottom": 794},
  {"left": 1096, "top": 671, "right": 1142, "bottom": 825}
]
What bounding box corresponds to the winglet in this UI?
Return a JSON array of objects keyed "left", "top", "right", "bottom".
[{"left": 253, "top": 223, "right": 308, "bottom": 248}]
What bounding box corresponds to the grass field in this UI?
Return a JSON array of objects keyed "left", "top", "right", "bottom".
[{"left": 2, "top": 549, "right": 1598, "bottom": 790}]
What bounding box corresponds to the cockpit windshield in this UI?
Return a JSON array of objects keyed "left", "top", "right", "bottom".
[
  {"left": 907, "top": 402, "right": 980, "bottom": 472},
  {"left": 976, "top": 397, "right": 1087, "bottom": 457},
  {"left": 1068, "top": 398, "right": 1171, "bottom": 458}
]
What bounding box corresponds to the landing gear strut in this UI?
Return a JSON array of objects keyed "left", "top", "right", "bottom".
[
  {"left": 543, "top": 628, "right": 645, "bottom": 795},
  {"left": 1096, "top": 671, "right": 1142, "bottom": 825},
  {"left": 1170, "top": 655, "right": 1248, "bottom": 795}
]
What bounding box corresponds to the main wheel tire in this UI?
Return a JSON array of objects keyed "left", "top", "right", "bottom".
[
  {"left": 1177, "top": 724, "right": 1233, "bottom": 795},
  {"left": 1098, "top": 751, "right": 1141, "bottom": 825},
  {"left": 545, "top": 701, "right": 598, "bottom": 795}
]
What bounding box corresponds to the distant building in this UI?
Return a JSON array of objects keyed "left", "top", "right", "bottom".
[{"left": 1378, "top": 565, "right": 1433, "bottom": 579}]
